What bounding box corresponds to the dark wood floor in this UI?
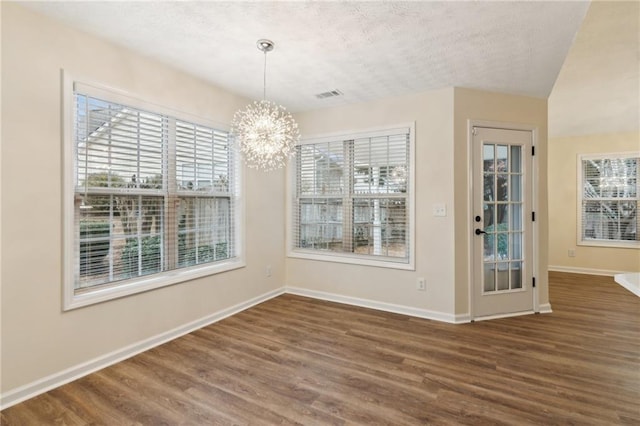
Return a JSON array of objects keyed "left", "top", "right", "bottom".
[{"left": 2, "top": 272, "right": 639, "bottom": 425}]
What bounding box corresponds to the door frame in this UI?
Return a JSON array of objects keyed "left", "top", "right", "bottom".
[{"left": 467, "top": 120, "right": 540, "bottom": 321}]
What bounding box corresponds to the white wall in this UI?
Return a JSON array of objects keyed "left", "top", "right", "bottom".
[{"left": 1, "top": 3, "right": 286, "bottom": 396}]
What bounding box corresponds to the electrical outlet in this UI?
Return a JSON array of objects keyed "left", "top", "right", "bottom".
[
  {"left": 568, "top": 249, "right": 576, "bottom": 258},
  {"left": 417, "top": 277, "right": 426, "bottom": 291},
  {"left": 432, "top": 203, "right": 446, "bottom": 217},
  {"left": 266, "top": 265, "right": 272, "bottom": 277}
]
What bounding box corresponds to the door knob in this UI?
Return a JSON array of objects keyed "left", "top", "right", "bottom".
[{"left": 475, "top": 229, "right": 486, "bottom": 235}]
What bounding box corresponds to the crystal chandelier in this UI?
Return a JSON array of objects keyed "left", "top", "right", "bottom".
[{"left": 231, "top": 39, "right": 300, "bottom": 172}]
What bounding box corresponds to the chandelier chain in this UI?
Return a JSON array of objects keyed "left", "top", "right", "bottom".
[{"left": 263, "top": 50, "right": 267, "bottom": 101}]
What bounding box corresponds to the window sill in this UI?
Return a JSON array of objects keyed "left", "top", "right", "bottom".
[
  {"left": 288, "top": 249, "right": 415, "bottom": 271},
  {"left": 577, "top": 240, "right": 640, "bottom": 249},
  {"left": 64, "top": 258, "right": 246, "bottom": 311}
]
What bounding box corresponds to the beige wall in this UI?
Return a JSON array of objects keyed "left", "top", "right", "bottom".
[
  {"left": 287, "top": 88, "right": 548, "bottom": 317},
  {"left": 1, "top": 3, "right": 286, "bottom": 393},
  {"left": 289, "top": 89, "right": 457, "bottom": 316},
  {"left": 453, "top": 88, "right": 549, "bottom": 312},
  {"left": 0, "top": 1, "right": 553, "bottom": 400},
  {"left": 548, "top": 132, "right": 640, "bottom": 273}
]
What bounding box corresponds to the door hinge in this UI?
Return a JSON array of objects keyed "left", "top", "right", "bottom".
[
  {"left": 532, "top": 211, "right": 536, "bottom": 222},
  {"left": 472, "top": 127, "right": 478, "bottom": 136},
  {"left": 532, "top": 146, "right": 535, "bottom": 156},
  {"left": 532, "top": 277, "right": 536, "bottom": 288}
]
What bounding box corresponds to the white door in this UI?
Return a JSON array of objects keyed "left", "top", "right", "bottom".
[{"left": 472, "top": 126, "right": 534, "bottom": 318}]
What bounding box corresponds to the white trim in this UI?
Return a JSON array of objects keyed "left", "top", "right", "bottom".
[
  {"left": 0, "top": 287, "right": 285, "bottom": 410},
  {"left": 454, "top": 313, "right": 472, "bottom": 323},
  {"left": 577, "top": 240, "right": 640, "bottom": 249},
  {"left": 287, "top": 250, "right": 414, "bottom": 270},
  {"left": 548, "top": 265, "right": 626, "bottom": 276},
  {"left": 531, "top": 127, "right": 540, "bottom": 314},
  {"left": 285, "top": 286, "right": 463, "bottom": 324},
  {"left": 62, "top": 70, "right": 76, "bottom": 309},
  {"left": 466, "top": 123, "right": 474, "bottom": 320},
  {"left": 66, "top": 260, "right": 247, "bottom": 310},
  {"left": 473, "top": 310, "right": 536, "bottom": 322},
  {"left": 538, "top": 303, "right": 553, "bottom": 314}
]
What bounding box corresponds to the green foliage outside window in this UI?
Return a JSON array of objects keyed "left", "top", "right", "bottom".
[
  {"left": 79, "top": 221, "right": 110, "bottom": 275},
  {"left": 121, "top": 236, "right": 162, "bottom": 276}
]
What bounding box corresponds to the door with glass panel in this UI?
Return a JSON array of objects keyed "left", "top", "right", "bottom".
[{"left": 472, "top": 127, "right": 534, "bottom": 318}]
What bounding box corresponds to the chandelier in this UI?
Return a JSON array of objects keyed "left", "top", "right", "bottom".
[{"left": 231, "top": 39, "right": 300, "bottom": 172}]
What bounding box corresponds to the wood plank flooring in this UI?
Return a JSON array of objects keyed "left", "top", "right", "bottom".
[{"left": 2, "top": 272, "right": 639, "bottom": 425}]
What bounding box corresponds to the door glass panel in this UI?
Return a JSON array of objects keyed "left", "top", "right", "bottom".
[
  {"left": 496, "top": 232, "right": 508, "bottom": 260},
  {"left": 497, "top": 206, "right": 509, "bottom": 227},
  {"left": 511, "top": 204, "right": 522, "bottom": 231},
  {"left": 497, "top": 175, "right": 508, "bottom": 201},
  {"left": 497, "top": 263, "right": 509, "bottom": 290},
  {"left": 496, "top": 145, "right": 508, "bottom": 172},
  {"left": 484, "top": 232, "right": 495, "bottom": 260},
  {"left": 511, "top": 146, "right": 521, "bottom": 172},
  {"left": 511, "top": 232, "right": 522, "bottom": 260},
  {"left": 511, "top": 175, "right": 521, "bottom": 201},
  {"left": 484, "top": 174, "right": 494, "bottom": 201},
  {"left": 483, "top": 145, "right": 495, "bottom": 172},
  {"left": 484, "top": 263, "right": 496, "bottom": 292},
  {"left": 482, "top": 142, "right": 525, "bottom": 294},
  {"left": 484, "top": 203, "right": 495, "bottom": 229},
  {"left": 511, "top": 261, "right": 522, "bottom": 289}
]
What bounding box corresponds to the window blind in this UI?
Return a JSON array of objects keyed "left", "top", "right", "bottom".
[
  {"left": 580, "top": 154, "right": 639, "bottom": 245},
  {"left": 293, "top": 128, "right": 411, "bottom": 262},
  {"left": 74, "top": 93, "right": 236, "bottom": 291}
]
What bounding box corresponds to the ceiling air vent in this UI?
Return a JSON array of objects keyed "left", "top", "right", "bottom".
[{"left": 315, "top": 90, "right": 343, "bottom": 99}]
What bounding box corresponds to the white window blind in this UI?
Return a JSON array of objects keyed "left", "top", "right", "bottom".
[
  {"left": 292, "top": 127, "right": 413, "bottom": 265},
  {"left": 579, "top": 153, "right": 639, "bottom": 247},
  {"left": 71, "top": 88, "right": 239, "bottom": 301}
]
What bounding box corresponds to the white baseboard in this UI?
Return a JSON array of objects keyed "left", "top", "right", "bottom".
[
  {"left": 473, "top": 310, "right": 536, "bottom": 321},
  {"left": 454, "top": 313, "right": 472, "bottom": 323},
  {"left": 285, "top": 286, "right": 467, "bottom": 324},
  {"left": 5, "top": 284, "right": 549, "bottom": 409},
  {"left": 548, "top": 265, "right": 624, "bottom": 276},
  {"left": 0, "top": 287, "right": 285, "bottom": 410},
  {"left": 538, "top": 303, "right": 553, "bottom": 314}
]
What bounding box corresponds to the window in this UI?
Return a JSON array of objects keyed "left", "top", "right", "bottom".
[
  {"left": 578, "top": 153, "right": 639, "bottom": 248},
  {"left": 64, "top": 77, "right": 242, "bottom": 309},
  {"left": 289, "top": 125, "right": 414, "bottom": 269}
]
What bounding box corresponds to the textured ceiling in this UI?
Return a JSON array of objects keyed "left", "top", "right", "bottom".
[
  {"left": 549, "top": 1, "right": 640, "bottom": 138},
  {"left": 21, "top": 1, "right": 590, "bottom": 113}
]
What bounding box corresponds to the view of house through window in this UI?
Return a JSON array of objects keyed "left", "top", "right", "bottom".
[
  {"left": 291, "top": 127, "right": 412, "bottom": 265},
  {"left": 579, "top": 153, "right": 639, "bottom": 246},
  {"left": 73, "top": 92, "right": 238, "bottom": 294}
]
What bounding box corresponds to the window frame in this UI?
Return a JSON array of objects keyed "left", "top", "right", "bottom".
[
  {"left": 287, "top": 124, "right": 415, "bottom": 270},
  {"left": 62, "top": 71, "right": 244, "bottom": 311},
  {"left": 576, "top": 152, "right": 639, "bottom": 249}
]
